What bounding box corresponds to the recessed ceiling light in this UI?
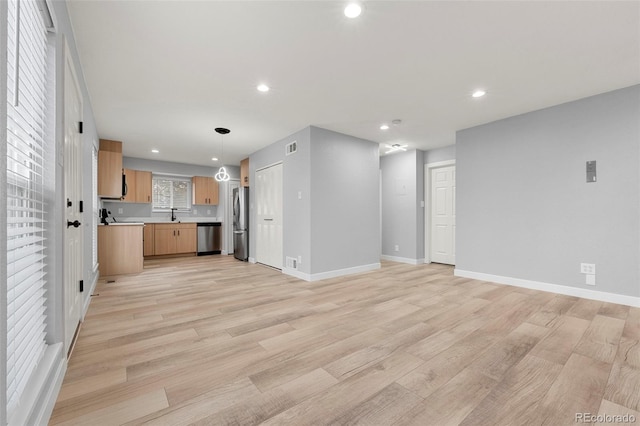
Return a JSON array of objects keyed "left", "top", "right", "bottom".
[
  {"left": 380, "top": 124, "right": 389, "bottom": 130},
  {"left": 257, "top": 84, "right": 270, "bottom": 92},
  {"left": 472, "top": 90, "right": 486, "bottom": 98},
  {"left": 211, "top": 157, "right": 218, "bottom": 161},
  {"left": 344, "top": 3, "right": 362, "bottom": 18},
  {"left": 151, "top": 149, "right": 159, "bottom": 153}
]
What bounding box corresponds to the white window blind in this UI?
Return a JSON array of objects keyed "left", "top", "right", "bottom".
[
  {"left": 152, "top": 176, "right": 191, "bottom": 210},
  {"left": 6, "top": 0, "right": 50, "bottom": 418}
]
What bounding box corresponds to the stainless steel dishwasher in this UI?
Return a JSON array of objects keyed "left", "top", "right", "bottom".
[{"left": 197, "top": 222, "right": 222, "bottom": 255}]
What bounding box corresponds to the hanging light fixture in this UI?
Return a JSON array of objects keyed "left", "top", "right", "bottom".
[{"left": 214, "top": 127, "right": 231, "bottom": 182}]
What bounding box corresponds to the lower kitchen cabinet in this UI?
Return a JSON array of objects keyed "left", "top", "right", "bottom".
[
  {"left": 143, "top": 224, "right": 155, "bottom": 256},
  {"left": 153, "top": 223, "right": 197, "bottom": 255},
  {"left": 98, "top": 224, "right": 144, "bottom": 276}
]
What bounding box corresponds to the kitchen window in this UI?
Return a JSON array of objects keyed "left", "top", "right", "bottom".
[{"left": 152, "top": 175, "right": 192, "bottom": 211}]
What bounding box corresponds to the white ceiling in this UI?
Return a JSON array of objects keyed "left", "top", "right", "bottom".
[{"left": 67, "top": 1, "right": 640, "bottom": 167}]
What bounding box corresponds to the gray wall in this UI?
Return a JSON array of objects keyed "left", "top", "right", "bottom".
[
  {"left": 103, "top": 157, "right": 239, "bottom": 221},
  {"left": 249, "top": 127, "right": 312, "bottom": 274},
  {"left": 309, "top": 126, "right": 380, "bottom": 274},
  {"left": 424, "top": 145, "right": 455, "bottom": 164},
  {"left": 457, "top": 85, "right": 640, "bottom": 297},
  {"left": 381, "top": 150, "right": 424, "bottom": 261}
]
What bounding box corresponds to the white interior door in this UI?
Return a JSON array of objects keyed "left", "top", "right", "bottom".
[
  {"left": 63, "top": 43, "right": 84, "bottom": 355},
  {"left": 430, "top": 165, "right": 456, "bottom": 265},
  {"left": 255, "top": 163, "right": 283, "bottom": 269}
]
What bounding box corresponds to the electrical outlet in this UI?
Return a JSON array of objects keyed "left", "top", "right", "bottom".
[
  {"left": 207, "top": 210, "right": 211, "bottom": 215},
  {"left": 580, "top": 263, "right": 596, "bottom": 275},
  {"left": 193, "top": 209, "right": 197, "bottom": 215},
  {"left": 586, "top": 274, "right": 596, "bottom": 286},
  {"left": 394, "top": 245, "right": 399, "bottom": 252},
  {"left": 298, "top": 255, "right": 302, "bottom": 265},
  {"left": 118, "top": 208, "right": 123, "bottom": 214}
]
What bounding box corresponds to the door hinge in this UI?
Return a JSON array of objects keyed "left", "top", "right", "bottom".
[
  {"left": 79, "top": 280, "right": 84, "bottom": 292},
  {"left": 79, "top": 200, "right": 83, "bottom": 213},
  {"left": 78, "top": 121, "right": 83, "bottom": 134}
]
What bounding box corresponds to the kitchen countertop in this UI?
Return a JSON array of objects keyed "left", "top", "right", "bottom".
[{"left": 111, "top": 217, "right": 223, "bottom": 224}]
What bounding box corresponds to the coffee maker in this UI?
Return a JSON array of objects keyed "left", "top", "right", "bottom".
[{"left": 100, "top": 208, "right": 110, "bottom": 225}]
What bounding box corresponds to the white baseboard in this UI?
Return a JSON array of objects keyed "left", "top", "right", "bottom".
[
  {"left": 454, "top": 269, "right": 640, "bottom": 308},
  {"left": 221, "top": 250, "right": 228, "bottom": 255},
  {"left": 381, "top": 255, "right": 425, "bottom": 265},
  {"left": 284, "top": 263, "right": 381, "bottom": 282},
  {"left": 10, "top": 343, "right": 66, "bottom": 426},
  {"left": 248, "top": 257, "right": 256, "bottom": 264},
  {"left": 82, "top": 271, "right": 99, "bottom": 320}
]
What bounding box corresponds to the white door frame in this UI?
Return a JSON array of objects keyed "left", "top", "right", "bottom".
[{"left": 424, "top": 160, "right": 456, "bottom": 264}]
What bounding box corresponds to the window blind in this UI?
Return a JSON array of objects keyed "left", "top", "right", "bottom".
[
  {"left": 6, "top": 0, "right": 50, "bottom": 417},
  {"left": 152, "top": 176, "right": 191, "bottom": 210}
]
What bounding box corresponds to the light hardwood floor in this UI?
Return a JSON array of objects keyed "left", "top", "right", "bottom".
[{"left": 50, "top": 256, "right": 640, "bottom": 425}]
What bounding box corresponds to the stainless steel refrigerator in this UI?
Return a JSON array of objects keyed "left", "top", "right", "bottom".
[{"left": 233, "top": 187, "right": 249, "bottom": 261}]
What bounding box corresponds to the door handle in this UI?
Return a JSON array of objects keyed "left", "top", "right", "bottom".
[
  {"left": 67, "top": 220, "right": 81, "bottom": 228},
  {"left": 264, "top": 218, "right": 274, "bottom": 221},
  {"left": 233, "top": 231, "right": 244, "bottom": 234}
]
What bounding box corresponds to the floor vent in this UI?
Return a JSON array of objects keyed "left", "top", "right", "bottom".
[
  {"left": 286, "top": 256, "right": 298, "bottom": 270},
  {"left": 285, "top": 141, "right": 297, "bottom": 156}
]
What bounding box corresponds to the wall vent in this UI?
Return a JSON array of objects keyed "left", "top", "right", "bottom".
[
  {"left": 286, "top": 256, "right": 298, "bottom": 270},
  {"left": 285, "top": 141, "right": 297, "bottom": 156}
]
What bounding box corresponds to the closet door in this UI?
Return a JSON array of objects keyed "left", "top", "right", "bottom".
[{"left": 255, "top": 163, "right": 283, "bottom": 269}]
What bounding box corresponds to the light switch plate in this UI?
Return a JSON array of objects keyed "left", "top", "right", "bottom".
[{"left": 580, "top": 263, "right": 596, "bottom": 275}]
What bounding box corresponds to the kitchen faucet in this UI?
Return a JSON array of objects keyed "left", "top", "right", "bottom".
[{"left": 171, "top": 208, "right": 178, "bottom": 222}]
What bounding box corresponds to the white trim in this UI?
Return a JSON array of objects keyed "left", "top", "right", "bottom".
[
  {"left": 82, "top": 271, "right": 99, "bottom": 320},
  {"left": 424, "top": 160, "right": 456, "bottom": 264},
  {"left": 255, "top": 160, "right": 283, "bottom": 173},
  {"left": 455, "top": 269, "right": 640, "bottom": 308},
  {"left": 284, "top": 263, "right": 381, "bottom": 282},
  {"left": 381, "top": 255, "right": 425, "bottom": 265},
  {"left": 9, "top": 344, "right": 66, "bottom": 426}
]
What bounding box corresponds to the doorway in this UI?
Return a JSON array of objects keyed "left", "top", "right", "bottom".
[
  {"left": 255, "top": 162, "right": 283, "bottom": 269},
  {"left": 425, "top": 161, "right": 456, "bottom": 265},
  {"left": 63, "top": 42, "right": 84, "bottom": 355}
]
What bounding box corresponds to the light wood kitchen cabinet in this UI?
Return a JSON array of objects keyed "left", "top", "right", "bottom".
[
  {"left": 98, "top": 224, "right": 144, "bottom": 276},
  {"left": 153, "top": 223, "right": 197, "bottom": 255},
  {"left": 98, "top": 139, "right": 123, "bottom": 199},
  {"left": 240, "top": 158, "right": 249, "bottom": 187},
  {"left": 135, "top": 170, "right": 152, "bottom": 203},
  {"left": 143, "top": 224, "right": 155, "bottom": 256},
  {"left": 192, "top": 176, "right": 218, "bottom": 205},
  {"left": 122, "top": 169, "right": 152, "bottom": 203}
]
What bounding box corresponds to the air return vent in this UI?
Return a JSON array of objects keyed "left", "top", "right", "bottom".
[
  {"left": 285, "top": 141, "right": 297, "bottom": 156},
  {"left": 286, "top": 256, "right": 298, "bottom": 270}
]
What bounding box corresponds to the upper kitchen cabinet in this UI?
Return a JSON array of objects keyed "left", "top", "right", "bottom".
[
  {"left": 240, "top": 158, "right": 249, "bottom": 187},
  {"left": 135, "top": 170, "right": 152, "bottom": 203},
  {"left": 192, "top": 176, "right": 218, "bottom": 205},
  {"left": 122, "top": 169, "right": 152, "bottom": 203},
  {"left": 98, "top": 139, "right": 123, "bottom": 198}
]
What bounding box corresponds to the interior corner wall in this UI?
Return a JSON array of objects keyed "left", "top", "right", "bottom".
[
  {"left": 380, "top": 150, "right": 421, "bottom": 261},
  {"left": 456, "top": 85, "right": 640, "bottom": 298},
  {"left": 309, "top": 126, "right": 380, "bottom": 274},
  {"left": 249, "top": 127, "right": 312, "bottom": 275}
]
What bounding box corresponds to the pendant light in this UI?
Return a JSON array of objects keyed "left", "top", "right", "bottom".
[{"left": 214, "top": 127, "right": 230, "bottom": 182}]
